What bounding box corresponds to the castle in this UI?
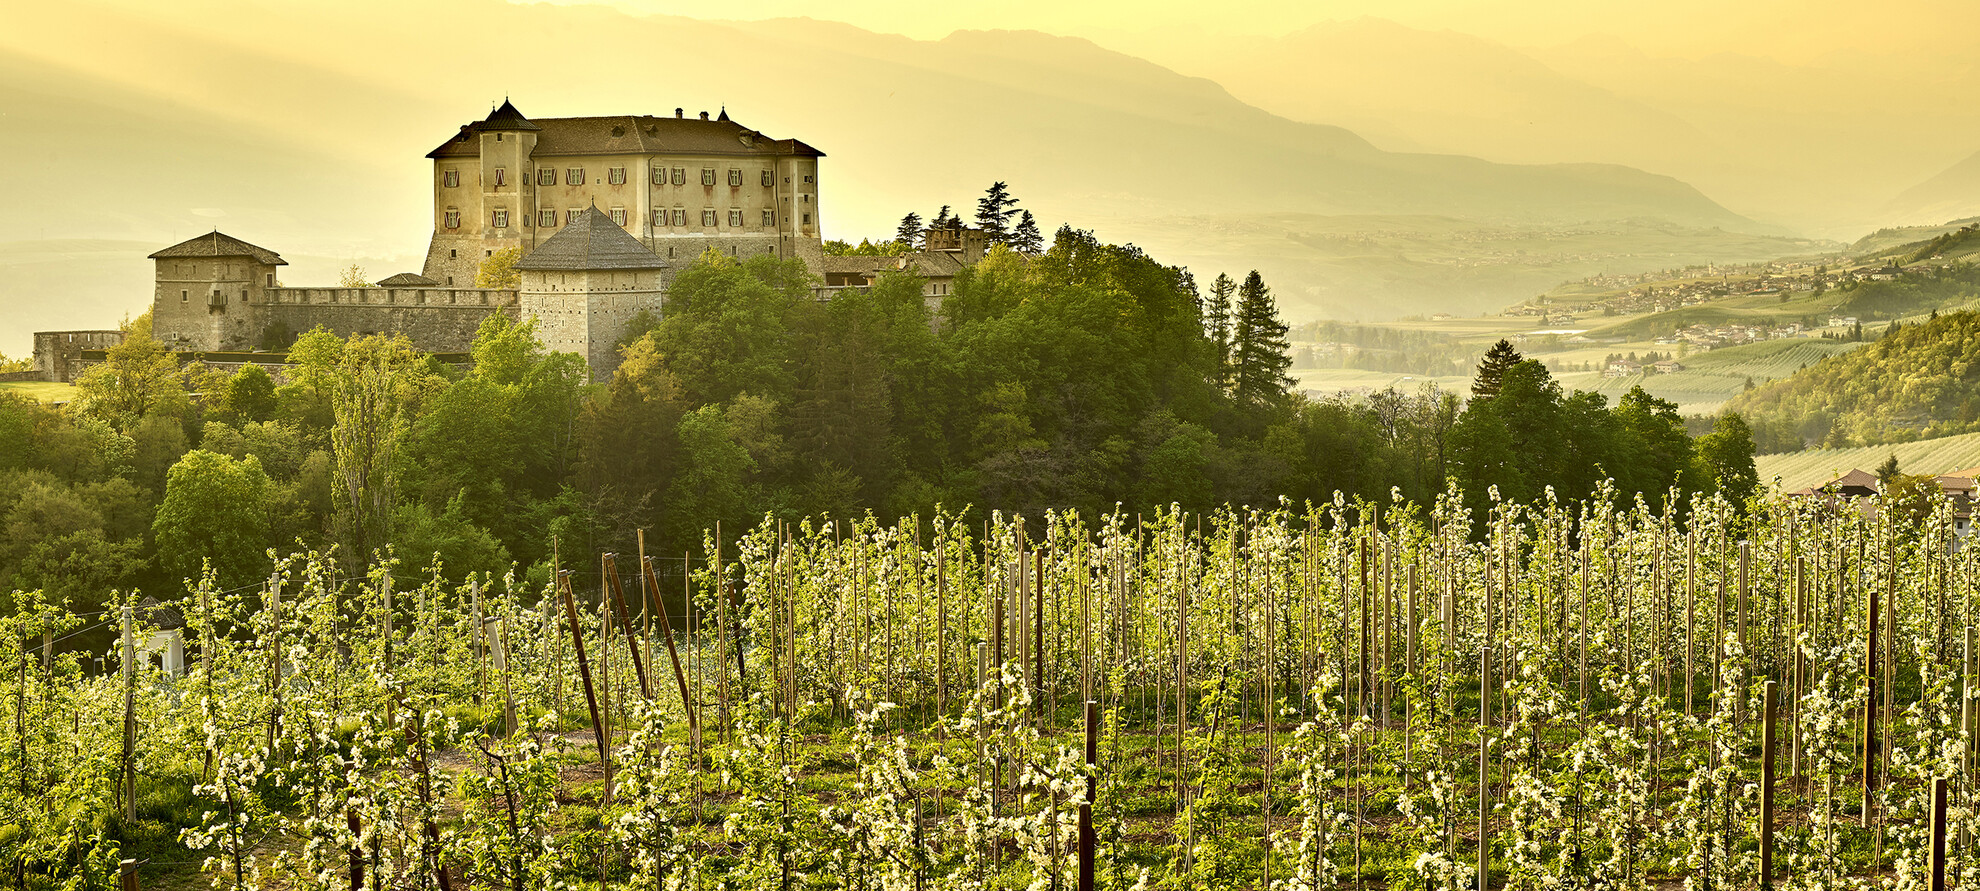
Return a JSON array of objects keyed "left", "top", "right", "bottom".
[{"left": 35, "top": 101, "right": 983, "bottom": 383}]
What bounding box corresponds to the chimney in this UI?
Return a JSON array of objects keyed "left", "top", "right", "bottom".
[
  {"left": 675, "top": 108, "right": 683, "bottom": 118},
  {"left": 699, "top": 111, "right": 709, "bottom": 121}
]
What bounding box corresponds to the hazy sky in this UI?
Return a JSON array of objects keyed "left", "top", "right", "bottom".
[{"left": 537, "top": 0, "right": 1980, "bottom": 61}]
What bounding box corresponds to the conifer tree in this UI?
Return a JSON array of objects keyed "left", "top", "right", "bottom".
[
  {"left": 1010, "top": 210, "right": 1043, "bottom": 254},
  {"left": 1471, "top": 338, "right": 1524, "bottom": 402},
  {"left": 1230, "top": 270, "right": 1293, "bottom": 406},
  {"left": 930, "top": 205, "right": 952, "bottom": 232},
  {"left": 895, "top": 212, "right": 923, "bottom": 249},
  {"left": 1204, "top": 273, "right": 1236, "bottom": 389},
  {"left": 975, "top": 181, "right": 1019, "bottom": 242}
]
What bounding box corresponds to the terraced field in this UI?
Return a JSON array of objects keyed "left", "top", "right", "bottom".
[{"left": 1756, "top": 429, "right": 1980, "bottom": 490}]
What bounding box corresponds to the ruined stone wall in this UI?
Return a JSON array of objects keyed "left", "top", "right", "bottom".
[{"left": 33, "top": 330, "right": 124, "bottom": 382}]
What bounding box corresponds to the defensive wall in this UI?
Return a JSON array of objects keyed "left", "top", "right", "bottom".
[{"left": 252, "top": 286, "right": 517, "bottom": 353}]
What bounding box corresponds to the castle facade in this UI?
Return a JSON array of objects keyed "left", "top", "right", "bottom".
[{"left": 420, "top": 101, "right": 825, "bottom": 286}]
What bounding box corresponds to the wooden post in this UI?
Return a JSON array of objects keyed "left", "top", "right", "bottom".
[
  {"left": 1864, "top": 568, "right": 1879, "bottom": 827},
  {"left": 347, "top": 808, "right": 364, "bottom": 891},
  {"left": 121, "top": 605, "right": 136, "bottom": 823},
  {"left": 601, "top": 558, "right": 653, "bottom": 701},
  {"left": 1930, "top": 776, "right": 1949, "bottom": 891},
  {"left": 1760, "top": 679, "right": 1777, "bottom": 889},
  {"left": 267, "top": 573, "right": 282, "bottom": 755},
  {"left": 557, "top": 572, "right": 610, "bottom": 770},
  {"left": 1080, "top": 700, "right": 1097, "bottom": 891},
  {"left": 638, "top": 557, "right": 698, "bottom": 739},
  {"left": 119, "top": 859, "right": 138, "bottom": 891},
  {"left": 491, "top": 617, "right": 516, "bottom": 737}
]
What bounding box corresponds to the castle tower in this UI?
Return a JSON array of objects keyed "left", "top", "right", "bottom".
[
  {"left": 424, "top": 99, "right": 541, "bottom": 287},
  {"left": 148, "top": 232, "right": 286, "bottom": 351},
  {"left": 516, "top": 205, "right": 667, "bottom": 380}
]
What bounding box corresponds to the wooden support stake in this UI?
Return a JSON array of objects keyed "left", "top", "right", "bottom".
[
  {"left": 1760, "top": 679, "right": 1777, "bottom": 889},
  {"left": 1080, "top": 700, "right": 1097, "bottom": 891},
  {"left": 557, "top": 572, "right": 610, "bottom": 771},
  {"left": 1864, "top": 566, "right": 1880, "bottom": 827},
  {"left": 119, "top": 859, "right": 138, "bottom": 891},
  {"left": 639, "top": 557, "right": 699, "bottom": 740},
  {"left": 121, "top": 605, "right": 136, "bottom": 823},
  {"left": 602, "top": 558, "right": 653, "bottom": 702},
  {"left": 1930, "top": 776, "right": 1949, "bottom": 891}
]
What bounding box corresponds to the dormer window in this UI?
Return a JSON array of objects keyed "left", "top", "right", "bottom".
[
  {"left": 566, "top": 168, "right": 585, "bottom": 185},
  {"left": 443, "top": 169, "right": 459, "bottom": 188},
  {"left": 609, "top": 167, "right": 627, "bottom": 185}
]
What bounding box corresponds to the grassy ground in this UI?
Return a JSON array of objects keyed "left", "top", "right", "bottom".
[{"left": 0, "top": 380, "right": 76, "bottom": 402}]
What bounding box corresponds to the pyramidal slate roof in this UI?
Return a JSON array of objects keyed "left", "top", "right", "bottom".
[
  {"left": 148, "top": 231, "right": 287, "bottom": 266},
  {"left": 377, "top": 272, "right": 439, "bottom": 287},
  {"left": 480, "top": 99, "right": 541, "bottom": 132},
  {"left": 515, "top": 206, "right": 666, "bottom": 272}
]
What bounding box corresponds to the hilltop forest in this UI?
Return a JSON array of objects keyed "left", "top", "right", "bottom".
[
  {"left": 1730, "top": 309, "right": 1980, "bottom": 452},
  {"left": 0, "top": 229, "right": 1757, "bottom": 647}
]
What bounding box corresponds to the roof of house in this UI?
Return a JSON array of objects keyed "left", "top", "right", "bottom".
[
  {"left": 1825, "top": 468, "right": 1880, "bottom": 491},
  {"left": 821, "top": 251, "right": 966, "bottom": 278},
  {"left": 135, "top": 596, "right": 186, "bottom": 631},
  {"left": 515, "top": 206, "right": 666, "bottom": 272},
  {"left": 148, "top": 231, "right": 287, "bottom": 266},
  {"left": 428, "top": 102, "right": 824, "bottom": 160},
  {"left": 376, "top": 272, "right": 439, "bottom": 287}
]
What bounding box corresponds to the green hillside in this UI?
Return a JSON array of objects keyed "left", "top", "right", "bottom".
[
  {"left": 1574, "top": 338, "right": 1859, "bottom": 415},
  {"left": 1727, "top": 310, "right": 1980, "bottom": 452}
]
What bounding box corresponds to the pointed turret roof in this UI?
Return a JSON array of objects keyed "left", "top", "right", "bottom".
[
  {"left": 480, "top": 99, "right": 541, "bottom": 132},
  {"left": 515, "top": 206, "right": 666, "bottom": 272},
  {"left": 147, "top": 231, "right": 286, "bottom": 266}
]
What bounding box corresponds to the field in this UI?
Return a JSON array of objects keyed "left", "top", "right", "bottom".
[
  {"left": 1757, "top": 429, "right": 1980, "bottom": 489},
  {"left": 11, "top": 494, "right": 1980, "bottom": 889},
  {"left": 1570, "top": 338, "right": 1861, "bottom": 416},
  {"left": 0, "top": 380, "right": 77, "bottom": 403}
]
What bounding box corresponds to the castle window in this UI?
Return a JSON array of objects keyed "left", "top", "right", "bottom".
[
  {"left": 492, "top": 209, "right": 509, "bottom": 228},
  {"left": 672, "top": 167, "right": 686, "bottom": 185},
  {"left": 494, "top": 168, "right": 507, "bottom": 187},
  {"left": 539, "top": 210, "right": 556, "bottom": 227},
  {"left": 762, "top": 209, "right": 775, "bottom": 227},
  {"left": 701, "top": 168, "right": 716, "bottom": 186},
  {"left": 803, "top": 213, "right": 811, "bottom": 224},
  {"left": 569, "top": 208, "right": 582, "bottom": 225},
  {"left": 181, "top": 289, "right": 188, "bottom": 302},
  {"left": 701, "top": 209, "right": 716, "bottom": 226},
  {"left": 728, "top": 209, "right": 742, "bottom": 227},
  {"left": 803, "top": 174, "right": 813, "bottom": 183},
  {"left": 539, "top": 168, "right": 555, "bottom": 186},
  {"left": 761, "top": 170, "right": 773, "bottom": 187},
  {"left": 652, "top": 166, "right": 666, "bottom": 186},
  {"left": 611, "top": 207, "right": 627, "bottom": 227},
  {"left": 567, "top": 168, "right": 585, "bottom": 185},
  {"left": 443, "top": 169, "right": 459, "bottom": 188},
  {"left": 653, "top": 209, "right": 666, "bottom": 227},
  {"left": 444, "top": 210, "right": 461, "bottom": 229},
  {"left": 728, "top": 168, "right": 743, "bottom": 187},
  {"left": 609, "top": 167, "right": 627, "bottom": 185},
  {"left": 672, "top": 208, "right": 686, "bottom": 226}
]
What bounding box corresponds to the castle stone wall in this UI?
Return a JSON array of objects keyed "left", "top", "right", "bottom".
[
  {"left": 258, "top": 287, "right": 518, "bottom": 352},
  {"left": 33, "top": 330, "right": 124, "bottom": 382}
]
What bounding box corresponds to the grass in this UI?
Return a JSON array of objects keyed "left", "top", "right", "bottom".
[
  {"left": 1756, "top": 430, "right": 1980, "bottom": 490},
  {"left": 0, "top": 380, "right": 76, "bottom": 402}
]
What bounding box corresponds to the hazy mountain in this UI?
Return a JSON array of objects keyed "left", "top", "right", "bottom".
[
  {"left": 1883, "top": 151, "right": 1980, "bottom": 228},
  {"left": 1, "top": 0, "right": 1785, "bottom": 353}
]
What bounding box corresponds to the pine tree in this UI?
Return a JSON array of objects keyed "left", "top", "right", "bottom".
[
  {"left": 1204, "top": 273, "right": 1236, "bottom": 389},
  {"left": 1010, "top": 210, "right": 1043, "bottom": 254},
  {"left": 1471, "top": 338, "right": 1524, "bottom": 401},
  {"left": 930, "top": 205, "right": 952, "bottom": 231},
  {"left": 975, "top": 181, "right": 1019, "bottom": 242},
  {"left": 1230, "top": 270, "right": 1293, "bottom": 407},
  {"left": 895, "top": 212, "right": 923, "bottom": 249}
]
